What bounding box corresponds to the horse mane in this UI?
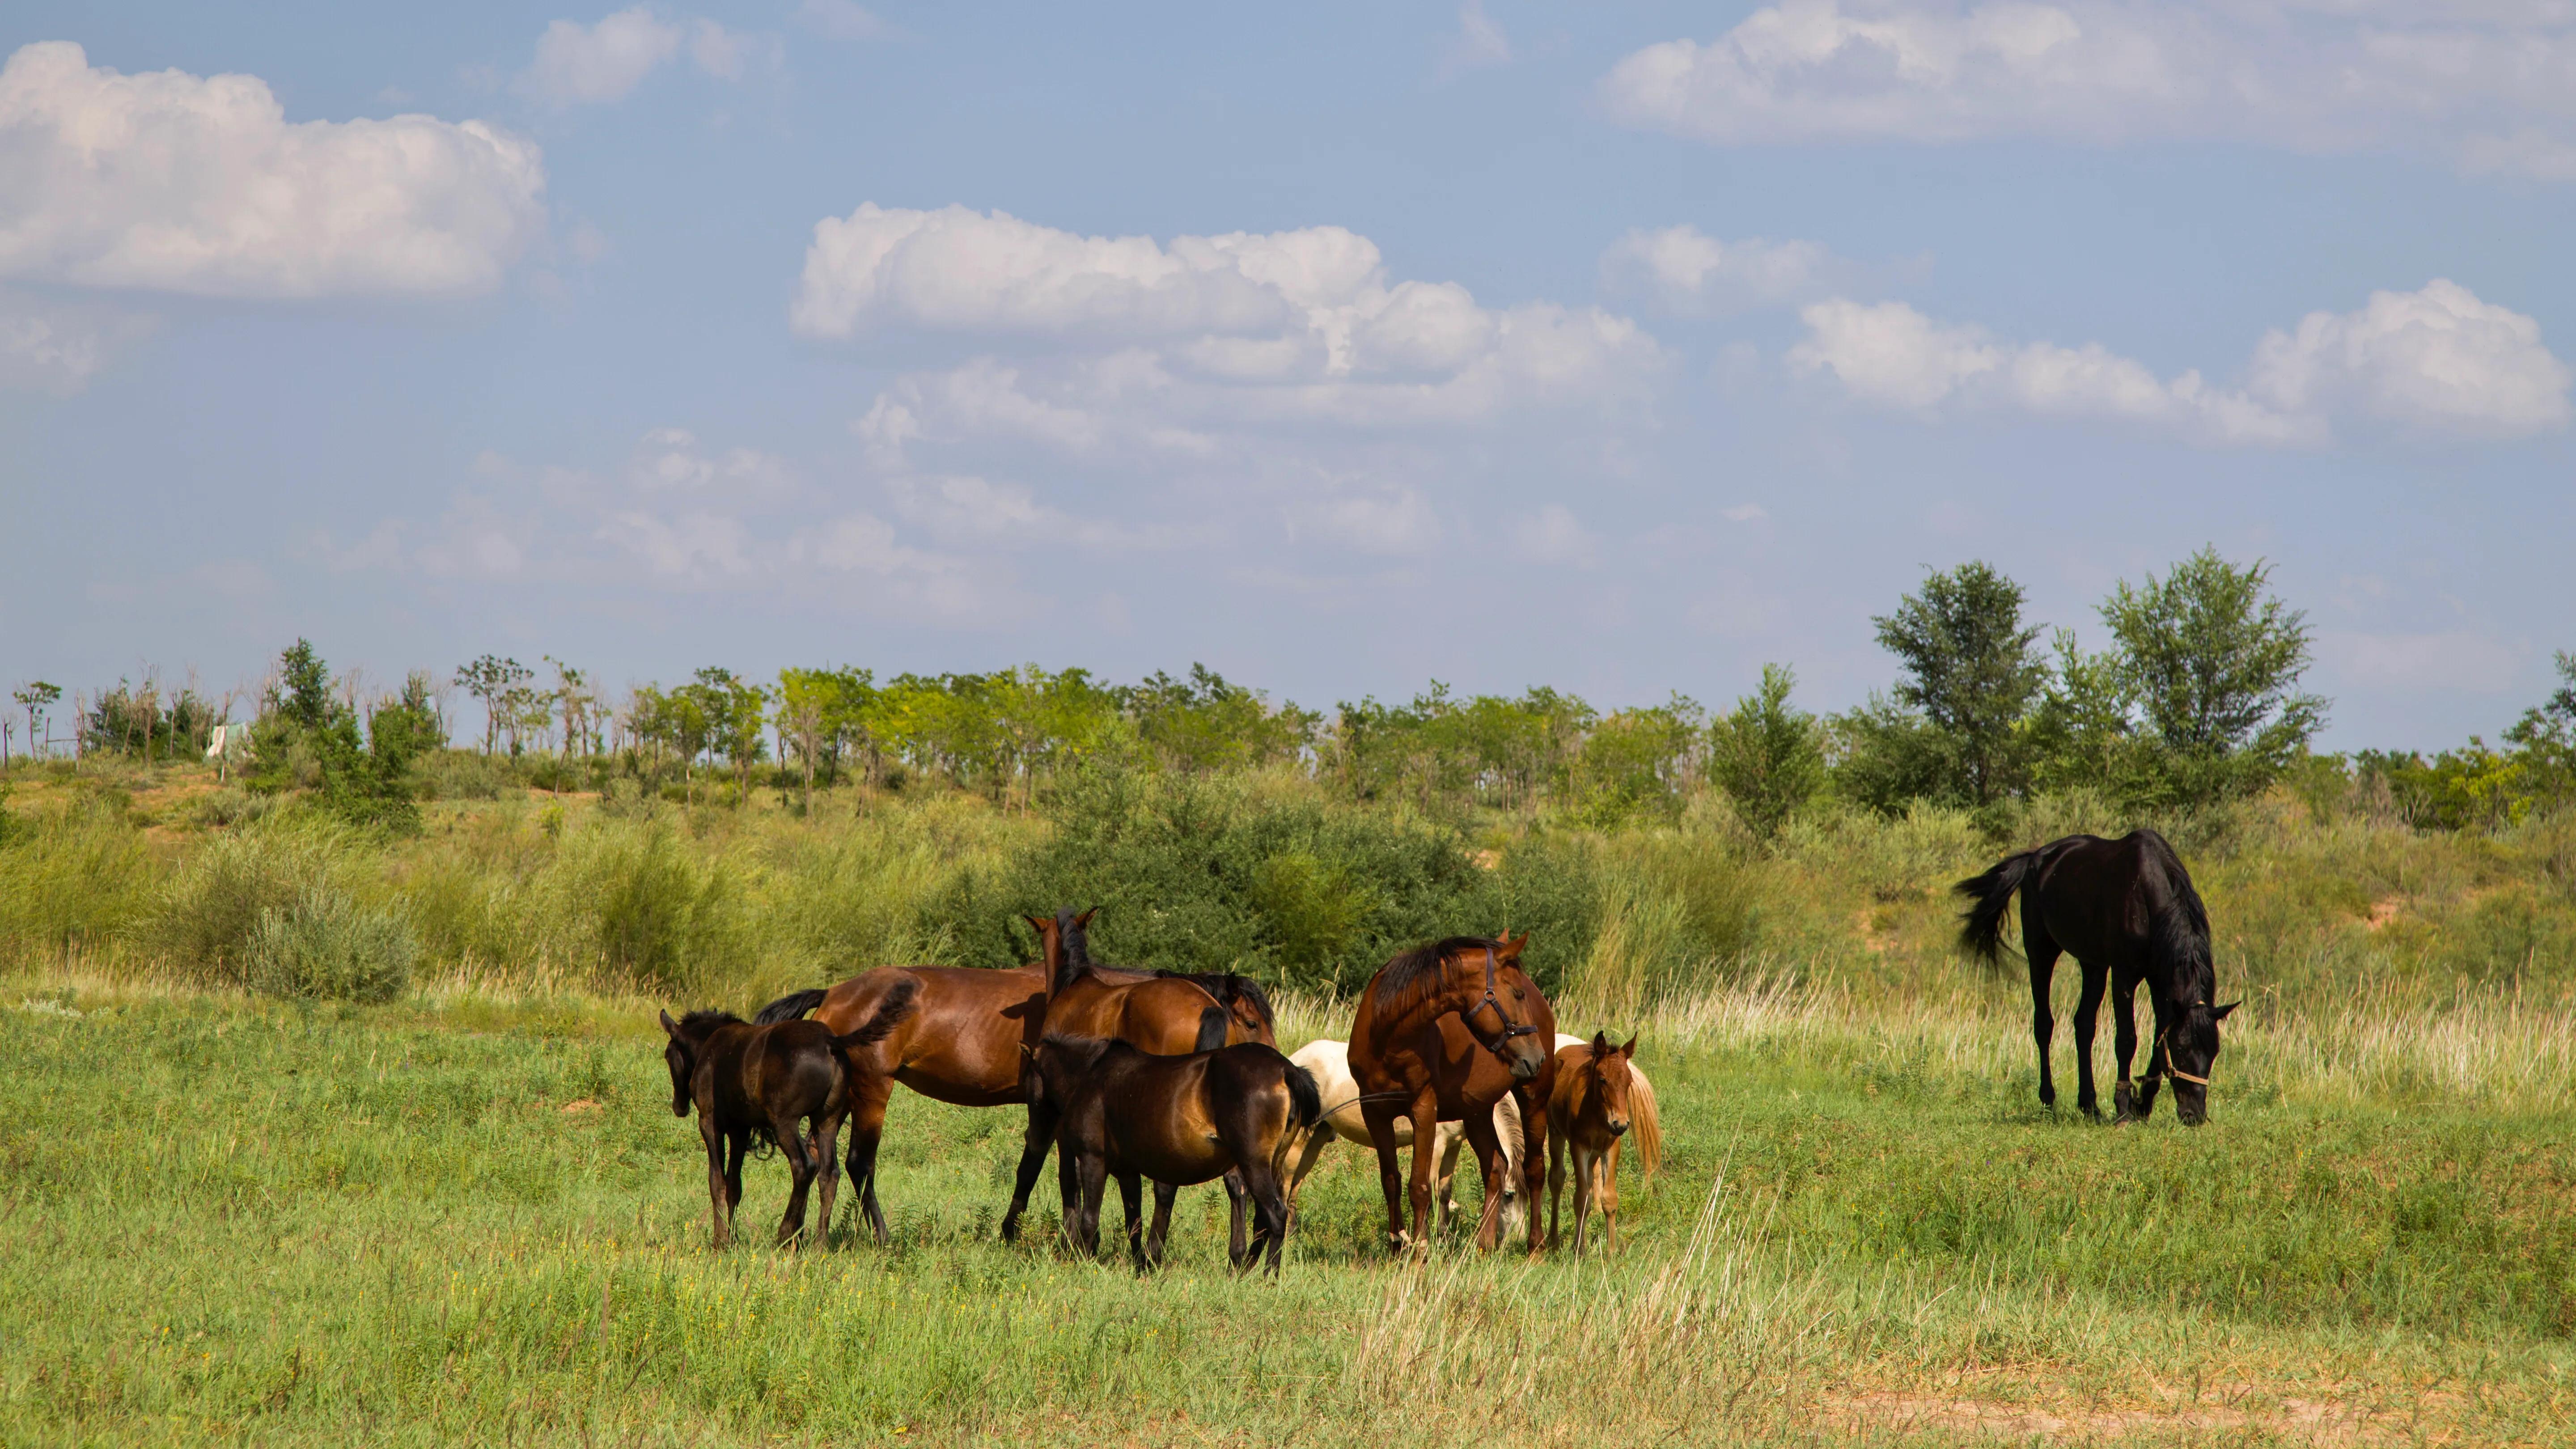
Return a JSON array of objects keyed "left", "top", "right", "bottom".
[
  {"left": 2134, "top": 830, "right": 2216, "bottom": 1005},
  {"left": 673, "top": 1008, "right": 742, "bottom": 1038},
  {"left": 1373, "top": 936, "right": 1498, "bottom": 1023},
  {"left": 1156, "top": 970, "right": 1276, "bottom": 1034}
]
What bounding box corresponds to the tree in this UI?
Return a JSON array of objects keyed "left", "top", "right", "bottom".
[
  {"left": 2502, "top": 651, "right": 2576, "bottom": 810},
  {"left": 1864, "top": 561, "right": 2045, "bottom": 808},
  {"left": 453, "top": 655, "right": 533, "bottom": 754},
  {"left": 1708, "top": 664, "right": 1825, "bottom": 839},
  {"left": 776, "top": 667, "right": 850, "bottom": 812},
  {"left": 10, "top": 682, "right": 59, "bottom": 767},
  {"left": 2097, "top": 548, "right": 2325, "bottom": 807}
]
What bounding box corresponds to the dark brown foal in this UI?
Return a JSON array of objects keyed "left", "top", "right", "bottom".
[
  {"left": 661, "top": 979, "right": 916, "bottom": 1248},
  {"left": 1031, "top": 1015, "right": 1323, "bottom": 1275}
]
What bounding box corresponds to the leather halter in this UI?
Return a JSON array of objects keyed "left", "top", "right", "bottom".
[
  {"left": 2145, "top": 1007, "right": 2213, "bottom": 1089},
  {"left": 1460, "top": 945, "right": 1541, "bottom": 1043}
]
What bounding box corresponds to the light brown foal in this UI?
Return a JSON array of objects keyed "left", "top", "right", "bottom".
[{"left": 1545, "top": 1033, "right": 1660, "bottom": 1254}]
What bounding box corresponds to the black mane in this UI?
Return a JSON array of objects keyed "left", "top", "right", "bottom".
[
  {"left": 2135, "top": 829, "right": 2216, "bottom": 1005},
  {"left": 673, "top": 1008, "right": 743, "bottom": 1038},
  {"left": 1373, "top": 935, "right": 1500, "bottom": 1021},
  {"left": 1156, "top": 970, "right": 1276, "bottom": 1033}
]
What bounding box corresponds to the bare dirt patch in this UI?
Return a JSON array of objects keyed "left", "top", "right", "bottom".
[{"left": 1835, "top": 1385, "right": 2449, "bottom": 1445}]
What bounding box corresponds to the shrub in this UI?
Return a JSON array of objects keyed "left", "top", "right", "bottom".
[
  {"left": 419, "top": 749, "right": 517, "bottom": 802},
  {"left": 244, "top": 886, "right": 417, "bottom": 1002},
  {"left": 0, "top": 796, "right": 155, "bottom": 963},
  {"left": 547, "top": 820, "right": 750, "bottom": 990},
  {"left": 136, "top": 823, "right": 356, "bottom": 983}
]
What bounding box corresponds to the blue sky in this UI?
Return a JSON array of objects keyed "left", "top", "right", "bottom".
[{"left": 4, "top": 1, "right": 2571, "bottom": 748}]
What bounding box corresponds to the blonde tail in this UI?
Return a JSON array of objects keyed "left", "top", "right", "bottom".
[{"left": 1629, "top": 1068, "right": 1663, "bottom": 1178}]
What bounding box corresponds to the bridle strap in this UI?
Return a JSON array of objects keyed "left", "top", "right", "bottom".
[
  {"left": 1461, "top": 945, "right": 1541, "bottom": 1041},
  {"left": 2144, "top": 1010, "right": 2213, "bottom": 1089}
]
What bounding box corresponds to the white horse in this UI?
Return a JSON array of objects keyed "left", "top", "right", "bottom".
[{"left": 1288, "top": 1034, "right": 1657, "bottom": 1236}]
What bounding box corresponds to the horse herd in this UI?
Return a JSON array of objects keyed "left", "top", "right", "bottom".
[{"left": 658, "top": 828, "right": 2237, "bottom": 1271}]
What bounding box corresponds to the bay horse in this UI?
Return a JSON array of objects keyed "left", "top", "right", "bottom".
[
  {"left": 659, "top": 978, "right": 917, "bottom": 1248},
  {"left": 752, "top": 907, "right": 1263, "bottom": 1244},
  {"left": 1032, "top": 1016, "right": 1323, "bottom": 1275},
  {"left": 1957, "top": 829, "right": 2240, "bottom": 1125},
  {"left": 1545, "top": 1033, "right": 1660, "bottom": 1254},
  {"left": 1288, "top": 1032, "right": 1663, "bottom": 1237},
  {"left": 1347, "top": 933, "right": 1557, "bottom": 1257}
]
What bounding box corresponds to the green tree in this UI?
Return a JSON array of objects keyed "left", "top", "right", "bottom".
[
  {"left": 1860, "top": 561, "right": 2046, "bottom": 808},
  {"left": 453, "top": 656, "right": 532, "bottom": 754},
  {"left": 2097, "top": 547, "right": 2325, "bottom": 807},
  {"left": 2503, "top": 651, "right": 2576, "bottom": 809},
  {"left": 1708, "top": 664, "right": 1825, "bottom": 839},
  {"left": 10, "top": 681, "right": 59, "bottom": 768}
]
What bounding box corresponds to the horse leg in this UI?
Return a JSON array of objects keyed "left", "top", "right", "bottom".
[
  {"left": 1515, "top": 1083, "right": 1549, "bottom": 1258},
  {"left": 843, "top": 1076, "right": 894, "bottom": 1245},
  {"left": 2132, "top": 989, "right": 2167, "bottom": 1122},
  {"left": 1147, "top": 1180, "right": 1178, "bottom": 1271},
  {"left": 699, "top": 1115, "right": 730, "bottom": 1249},
  {"left": 1286, "top": 1120, "right": 1333, "bottom": 1216},
  {"left": 1237, "top": 1156, "right": 1292, "bottom": 1277},
  {"left": 722, "top": 1131, "right": 748, "bottom": 1245},
  {"left": 2072, "top": 959, "right": 2108, "bottom": 1120},
  {"left": 1570, "top": 1144, "right": 1593, "bottom": 1255},
  {"left": 1221, "top": 1169, "right": 1251, "bottom": 1270},
  {"left": 1600, "top": 1139, "right": 1620, "bottom": 1254},
  {"left": 1362, "top": 1102, "right": 1413, "bottom": 1256},
  {"left": 2026, "top": 924, "right": 2062, "bottom": 1110},
  {"left": 1432, "top": 1123, "right": 1464, "bottom": 1233},
  {"left": 775, "top": 1112, "right": 815, "bottom": 1249},
  {"left": 1460, "top": 1106, "right": 1508, "bottom": 1253},
  {"left": 2110, "top": 974, "right": 2143, "bottom": 1122},
  {"left": 1068, "top": 1148, "right": 1107, "bottom": 1259},
  {"left": 1546, "top": 1124, "right": 1566, "bottom": 1252},
  {"left": 812, "top": 1106, "right": 845, "bottom": 1250},
  {"left": 1496, "top": 1096, "right": 1526, "bottom": 1241},
  {"left": 1000, "top": 1093, "right": 1058, "bottom": 1245},
  {"left": 1120, "top": 1171, "right": 1150, "bottom": 1274},
  {"left": 1406, "top": 1097, "right": 1442, "bottom": 1256}
]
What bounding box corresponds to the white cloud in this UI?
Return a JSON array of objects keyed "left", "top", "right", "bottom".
[
  {"left": 1722, "top": 502, "right": 1770, "bottom": 522},
  {"left": 1789, "top": 281, "right": 2568, "bottom": 444},
  {"left": 0, "top": 42, "right": 545, "bottom": 298},
  {"left": 1600, "top": 225, "right": 1840, "bottom": 313},
  {"left": 2248, "top": 280, "right": 2573, "bottom": 437},
  {"left": 1298, "top": 489, "right": 1442, "bottom": 555},
  {"left": 516, "top": 8, "right": 765, "bottom": 106},
  {"left": 1512, "top": 504, "right": 1600, "bottom": 567},
  {"left": 795, "top": 0, "right": 888, "bottom": 42},
  {"left": 0, "top": 288, "right": 150, "bottom": 392},
  {"left": 1441, "top": 2, "right": 1513, "bottom": 76},
  {"left": 1601, "top": 1, "right": 2576, "bottom": 179}
]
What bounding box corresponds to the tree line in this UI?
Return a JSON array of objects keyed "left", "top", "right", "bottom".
[{"left": 23, "top": 547, "right": 2576, "bottom": 835}]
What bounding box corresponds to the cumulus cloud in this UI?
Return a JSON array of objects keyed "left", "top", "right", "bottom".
[
  {"left": 1599, "top": 225, "right": 1842, "bottom": 313},
  {"left": 0, "top": 42, "right": 546, "bottom": 298},
  {"left": 2248, "top": 280, "right": 2573, "bottom": 437},
  {"left": 1789, "top": 280, "right": 2569, "bottom": 444},
  {"left": 516, "top": 8, "right": 768, "bottom": 106},
  {"left": 1440, "top": 1, "right": 1513, "bottom": 76},
  {"left": 0, "top": 288, "right": 151, "bottom": 392},
  {"left": 1600, "top": 1, "right": 2576, "bottom": 179}
]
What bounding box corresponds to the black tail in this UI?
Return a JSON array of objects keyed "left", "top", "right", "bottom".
[
  {"left": 753, "top": 987, "right": 828, "bottom": 1025},
  {"left": 831, "top": 978, "right": 919, "bottom": 1053},
  {"left": 1953, "top": 850, "right": 2041, "bottom": 965},
  {"left": 1192, "top": 1004, "right": 1229, "bottom": 1053},
  {"left": 1282, "top": 1062, "right": 1323, "bottom": 1133}
]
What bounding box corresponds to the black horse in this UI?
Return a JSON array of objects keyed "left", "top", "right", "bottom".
[{"left": 1956, "top": 830, "right": 2239, "bottom": 1124}]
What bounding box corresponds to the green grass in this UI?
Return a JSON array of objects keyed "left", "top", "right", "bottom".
[{"left": 3, "top": 971, "right": 2568, "bottom": 1446}]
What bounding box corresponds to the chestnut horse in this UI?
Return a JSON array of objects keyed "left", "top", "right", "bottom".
[
  {"left": 1032, "top": 1017, "right": 1323, "bottom": 1275},
  {"left": 753, "top": 907, "right": 1266, "bottom": 1243},
  {"left": 1347, "top": 933, "right": 1556, "bottom": 1257},
  {"left": 1545, "top": 1033, "right": 1660, "bottom": 1254}
]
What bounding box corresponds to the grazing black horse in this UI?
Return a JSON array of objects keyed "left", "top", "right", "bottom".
[{"left": 1956, "top": 830, "right": 2239, "bottom": 1125}]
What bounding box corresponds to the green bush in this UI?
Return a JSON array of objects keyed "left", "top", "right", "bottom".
[
  {"left": 0, "top": 796, "right": 155, "bottom": 962},
  {"left": 549, "top": 820, "right": 749, "bottom": 990},
  {"left": 136, "top": 822, "right": 356, "bottom": 983},
  {"left": 244, "top": 886, "right": 417, "bottom": 1002},
  {"left": 420, "top": 750, "right": 518, "bottom": 802}
]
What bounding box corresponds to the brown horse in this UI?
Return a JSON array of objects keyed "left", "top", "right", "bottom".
[
  {"left": 1032, "top": 1021, "right": 1323, "bottom": 1275},
  {"left": 1545, "top": 1034, "right": 1660, "bottom": 1254},
  {"left": 1347, "top": 933, "right": 1557, "bottom": 1257},
  {"left": 660, "top": 979, "right": 916, "bottom": 1248},
  {"left": 753, "top": 907, "right": 1264, "bottom": 1243}
]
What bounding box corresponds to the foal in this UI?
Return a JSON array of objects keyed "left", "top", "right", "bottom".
[
  {"left": 661, "top": 978, "right": 917, "bottom": 1248},
  {"left": 1545, "top": 1034, "right": 1659, "bottom": 1254},
  {"left": 1033, "top": 1010, "right": 1323, "bottom": 1275}
]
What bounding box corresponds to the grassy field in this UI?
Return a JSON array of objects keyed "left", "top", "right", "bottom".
[
  {"left": 3, "top": 966, "right": 2570, "bottom": 1446},
  {"left": 4, "top": 759, "right": 2575, "bottom": 1443}
]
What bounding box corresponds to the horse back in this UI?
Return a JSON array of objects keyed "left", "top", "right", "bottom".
[
  {"left": 2031, "top": 830, "right": 2206, "bottom": 973},
  {"left": 816, "top": 966, "right": 1041, "bottom": 1108}
]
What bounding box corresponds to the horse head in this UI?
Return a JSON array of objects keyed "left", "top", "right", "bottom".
[
  {"left": 657, "top": 1009, "right": 698, "bottom": 1118},
  {"left": 1457, "top": 933, "right": 1551, "bottom": 1082},
  {"left": 2160, "top": 999, "right": 2237, "bottom": 1125},
  {"left": 1581, "top": 1031, "right": 1640, "bottom": 1139}
]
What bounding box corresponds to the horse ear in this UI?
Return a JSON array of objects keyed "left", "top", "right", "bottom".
[
  {"left": 1590, "top": 1030, "right": 1610, "bottom": 1059},
  {"left": 1496, "top": 932, "right": 1527, "bottom": 963},
  {"left": 1619, "top": 1035, "right": 1638, "bottom": 1059},
  {"left": 658, "top": 1009, "right": 679, "bottom": 1038},
  {"left": 1025, "top": 914, "right": 1051, "bottom": 936},
  {"left": 1076, "top": 906, "right": 1099, "bottom": 927},
  {"left": 2211, "top": 1000, "right": 2241, "bottom": 1021}
]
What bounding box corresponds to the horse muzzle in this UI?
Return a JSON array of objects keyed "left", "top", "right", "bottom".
[{"left": 1607, "top": 1118, "right": 1629, "bottom": 1138}]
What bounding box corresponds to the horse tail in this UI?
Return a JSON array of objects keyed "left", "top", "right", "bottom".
[
  {"left": 753, "top": 987, "right": 828, "bottom": 1025},
  {"left": 1627, "top": 1067, "right": 1663, "bottom": 1178},
  {"left": 830, "top": 977, "right": 919, "bottom": 1053},
  {"left": 1192, "top": 1004, "right": 1229, "bottom": 1053},
  {"left": 1953, "top": 849, "right": 2041, "bottom": 965},
  {"left": 1273, "top": 1061, "right": 1326, "bottom": 1180}
]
